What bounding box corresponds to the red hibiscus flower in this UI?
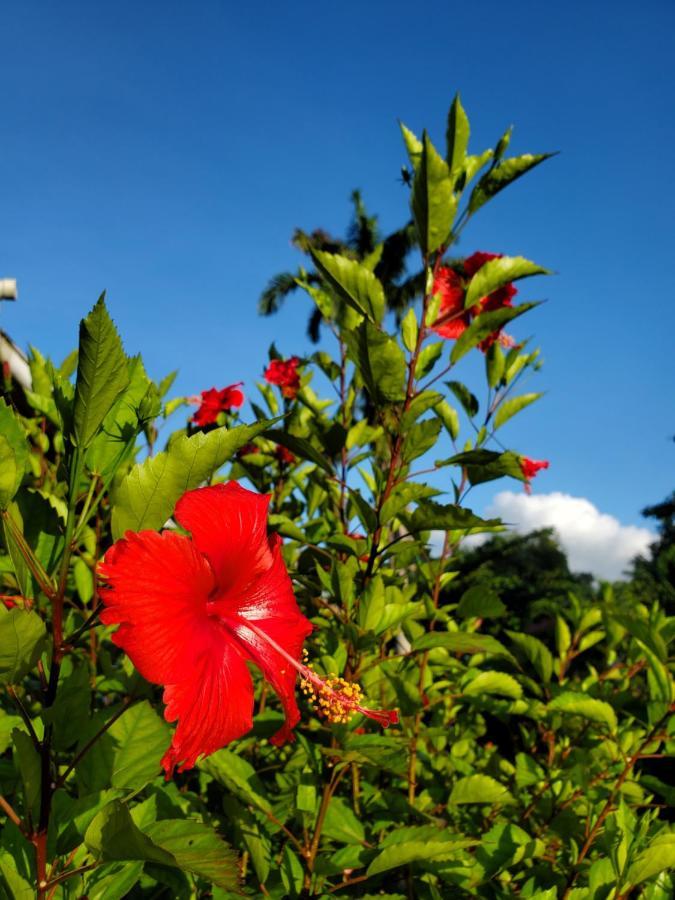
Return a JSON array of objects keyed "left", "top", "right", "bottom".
[
  {"left": 237, "top": 442, "right": 260, "bottom": 458},
  {"left": 430, "top": 252, "right": 518, "bottom": 351},
  {"left": 520, "top": 456, "right": 549, "bottom": 494},
  {"left": 264, "top": 357, "right": 301, "bottom": 399},
  {"left": 99, "top": 483, "right": 396, "bottom": 776},
  {"left": 191, "top": 383, "right": 244, "bottom": 428}
]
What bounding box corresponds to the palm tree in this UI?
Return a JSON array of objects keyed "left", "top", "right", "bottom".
[{"left": 258, "top": 190, "right": 422, "bottom": 342}]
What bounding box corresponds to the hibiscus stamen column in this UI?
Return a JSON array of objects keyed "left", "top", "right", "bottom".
[{"left": 240, "top": 620, "right": 398, "bottom": 728}]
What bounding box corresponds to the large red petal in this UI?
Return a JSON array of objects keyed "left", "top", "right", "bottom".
[
  {"left": 98, "top": 530, "right": 216, "bottom": 685},
  {"left": 174, "top": 483, "right": 275, "bottom": 594},
  {"left": 222, "top": 535, "right": 312, "bottom": 744},
  {"left": 160, "top": 631, "right": 254, "bottom": 776}
]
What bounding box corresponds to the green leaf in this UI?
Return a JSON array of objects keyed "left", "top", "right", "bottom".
[
  {"left": 464, "top": 671, "right": 522, "bottom": 700},
  {"left": 310, "top": 250, "right": 384, "bottom": 323},
  {"left": 262, "top": 429, "right": 332, "bottom": 474},
  {"left": 345, "top": 321, "right": 406, "bottom": 404},
  {"left": 85, "top": 801, "right": 238, "bottom": 890},
  {"left": 85, "top": 800, "right": 178, "bottom": 866},
  {"left": 111, "top": 418, "right": 276, "bottom": 538},
  {"left": 199, "top": 749, "right": 272, "bottom": 813},
  {"left": 144, "top": 819, "right": 239, "bottom": 891},
  {"left": 412, "top": 631, "right": 516, "bottom": 663},
  {"left": 412, "top": 132, "right": 457, "bottom": 255},
  {"left": 447, "top": 380, "right": 479, "bottom": 417},
  {"left": 73, "top": 295, "right": 130, "bottom": 449},
  {"left": 485, "top": 342, "right": 505, "bottom": 388},
  {"left": 450, "top": 303, "right": 538, "bottom": 364},
  {"left": 435, "top": 399, "right": 460, "bottom": 440},
  {"left": 0, "top": 399, "right": 28, "bottom": 510},
  {"left": 407, "top": 500, "right": 502, "bottom": 533},
  {"left": 493, "top": 392, "right": 543, "bottom": 430},
  {"left": 507, "top": 631, "right": 553, "bottom": 683},
  {"left": 76, "top": 701, "right": 170, "bottom": 792},
  {"left": 456, "top": 586, "right": 506, "bottom": 619},
  {"left": 438, "top": 449, "right": 524, "bottom": 485},
  {"left": 465, "top": 256, "right": 550, "bottom": 309},
  {"left": 414, "top": 341, "right": 444, "bottom": 380},
  {"left": 449, "top": 774, "right": 513, "bottom": 805},
  {"left": 401, "top": 419, "right": 442, "bottom": 464},
  {"left": 322, "top": 797, "right": 365, "bottom": 844},
  {"left": 400, "top": 121, "right": 423, "bottom": 169},
  {"left": 625, "top": 834, "right": 675, "bottom": 887},
  {"left": 12, "top": 729, "right": 41, "bottom": 822},
  {"left": 446, "top": 93, "right": 470, "bottom": 175},
  {"left": 367, "top": 836, "right": 476, "bottom": 876},
  {"left": 468, "top": 153, "right": 554, "bottom": 214},
  {"left": 401, "top": 308, "right": 418, "bottom": 352},
  {"left": 0, "top": 606, "right": 47, "bottom": 685},
  {"left": 548, "top": 691, "right": 617, "bottom": 733}
]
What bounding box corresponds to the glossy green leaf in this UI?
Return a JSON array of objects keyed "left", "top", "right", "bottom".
[
  {"left": 76, "top": 701, "right": 170, "bottom": 792},
  {"left": 73, "top": 295, "right": 130, "bottom": 449},
  {"left": 412, "top": 132, "right": 456, "bottom": 255},
  {"left": 507, "top": 631, "right": 553, "bottom": 683},
  {"left": 437, "top": 449, "right": 524, "bottom": 485},
  {"left": 0, "top": 399, "right": 28, "bottom": 510},
  {"left": 449, "top": 774, "right": 513, "bottom": 805},
  {"left": 111, "top": 418, "right": 276, "bottom": 538},
  {"left": 435, "top": 399, "right": 460, "bottom": 439},
  {"left": 625, "top": 834, "right": 675, "bottom": 887},
  {"left": 464, "top": 671, "right": 522, "bottom": 700},
  {"left": 367, "top": 836, "right": 476, "bottom": 876},
  {"left": 407, "top": 500, "right": 502, "bottom": 533},
  {"left": 12, "top": 729, "right": 41, "bottom": 822},
  {"left": 468, "top": 153, "right": 554, "bottom": 214},
  {"left": 548, "top": 691, "right": 617, "bottom": 733},
  {"left": 446, "top": 93, "right": 470, "bottom": 175},
  {"left": 0, "top": 606, "right": 46, "bottom": 685},
  {"left": 346, "top": 321, "right": 406, "bottom": 404},
  {"left": 200, "top": 749, "right": 272, "bottom": 813},
  {"left": 400, "top": 121, "right": 423, "bottom": 169},
  {"left": 413, "top": 631, "right": 516, "bottom": 663},
  {"left": 493, "top": 392, "right": 543, "bottom": 430},
  {"left": 456, "top": 586, "right": 506, "bottom": 619},
  {"left": 465, "top": 256, "right": 549, "bottom": 309},
  {"left": 145, "top": 818, "right": 239, "bottom": 890},
  {"left": 310, "top": 249, "right": 384, "bottom": 323},
  {"left": 401, "top": 308, "right": 418, "bottom": 352}
]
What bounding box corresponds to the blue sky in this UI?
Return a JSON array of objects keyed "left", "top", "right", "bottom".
[{"left": 1, "top": 0, "right": 673, "bottom": 553}]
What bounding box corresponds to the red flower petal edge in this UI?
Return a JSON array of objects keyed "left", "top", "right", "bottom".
[{"left": 99, "top": 482, "right": 396, "bottom": 776}]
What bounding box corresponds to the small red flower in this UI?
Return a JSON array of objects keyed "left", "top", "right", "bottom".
[
  {"left": 275, "top": 445, "right": 296, "bottom": 466},
  {"left": 191, "top": 384, "right": 244, "bottom": 428},
  {"left": 430, "top": 252, "right": 518, "bottom": 352},
  {"left": 264, "top": 357, "right": 301, "bottom": 399},
  {"left": 520, "top": 456, "right": 549, "bottom": 494},
  {"left": 99, "top": 483, "right": 396, "bottom": 776},
  {"left": 237, "top": 442, "right": 260, "bottom": 458}
]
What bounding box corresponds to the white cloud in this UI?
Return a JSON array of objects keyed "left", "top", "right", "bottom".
[{"left": 479, "top": 491, "right": 655, "bottom": 580}]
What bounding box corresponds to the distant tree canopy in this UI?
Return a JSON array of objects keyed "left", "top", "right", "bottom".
[
  {"left": 443, "top": 528, "right": 595, "bottom": 629},
  {"left": 622, "top": 487, "right": 675, "bottom": 613}
]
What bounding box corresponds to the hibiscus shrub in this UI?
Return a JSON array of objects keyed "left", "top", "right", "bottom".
[{"left": 1, "top": 96, "right": 674, "bottom": 899}]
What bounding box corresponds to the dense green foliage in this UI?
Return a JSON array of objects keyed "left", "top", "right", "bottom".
[{"left": 0, "top": 95, "right": 673, "bottom": 899}]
